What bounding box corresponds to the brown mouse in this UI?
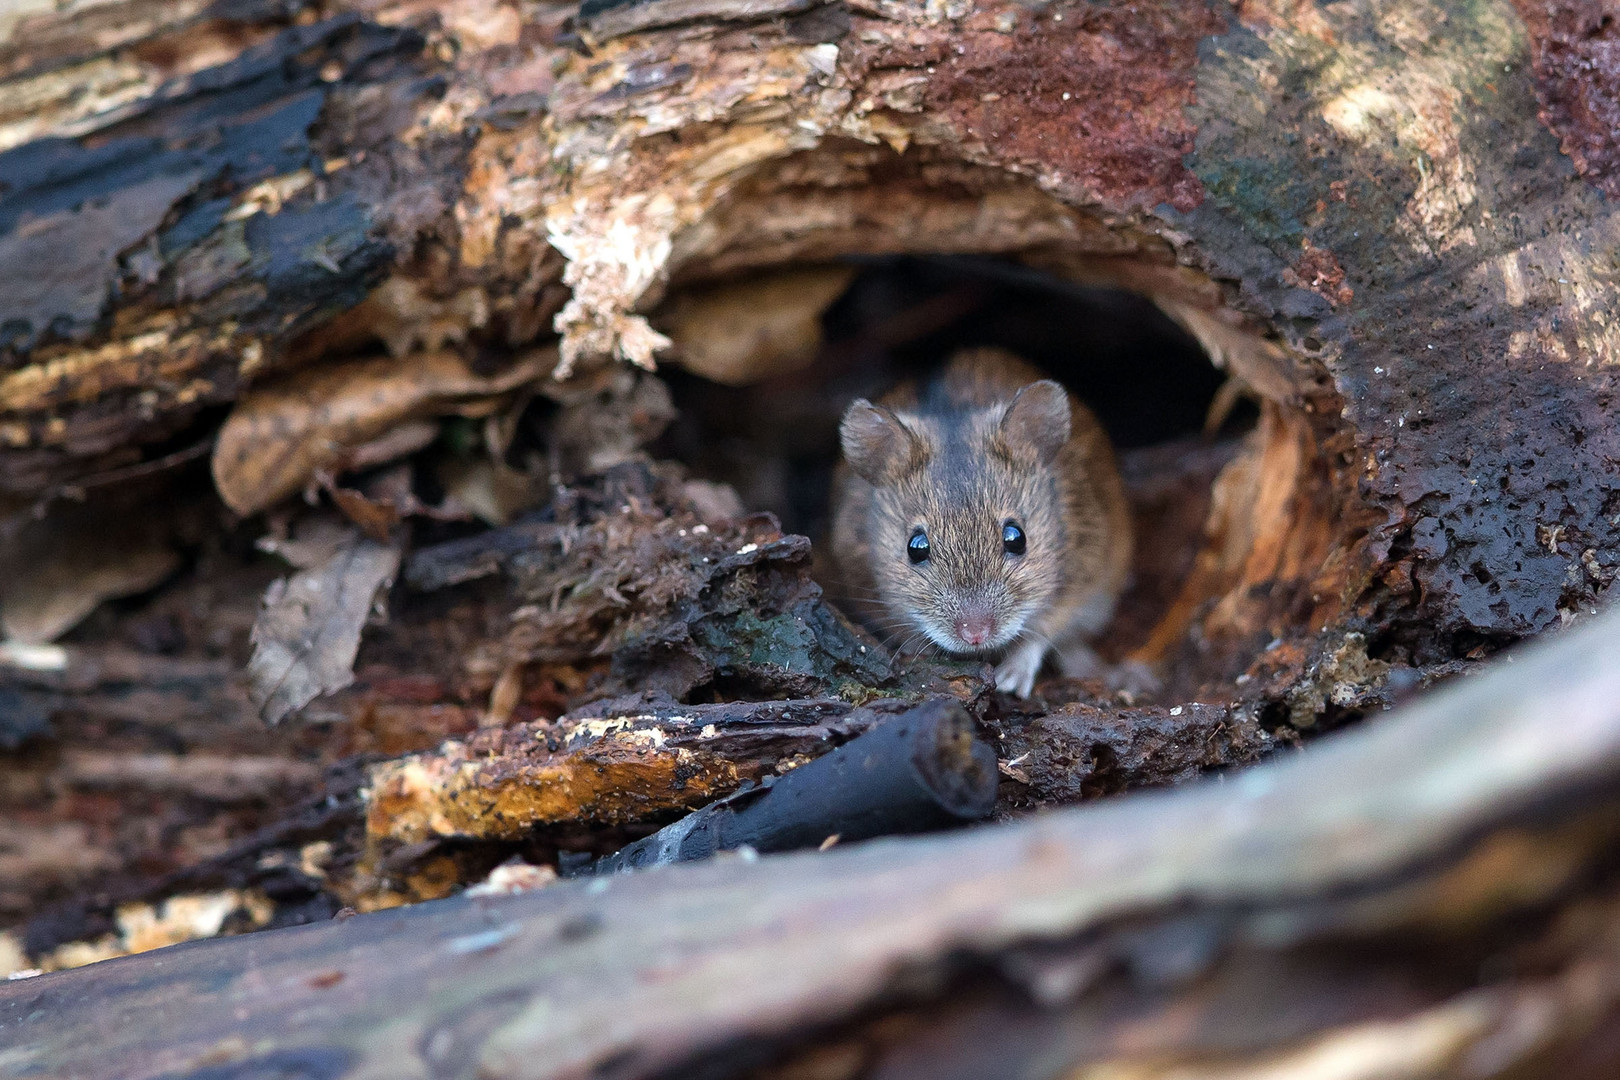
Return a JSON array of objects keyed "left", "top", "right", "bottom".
[{"left": 830, "top": 347, "right": 1132, "bottom": 696}]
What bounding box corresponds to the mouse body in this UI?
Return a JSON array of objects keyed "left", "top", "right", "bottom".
[{"left": 830, "top": 347, "right": 1132, "bottom": 696}]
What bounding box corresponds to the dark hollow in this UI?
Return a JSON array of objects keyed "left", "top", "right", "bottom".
[{"left": 654, "top": 255, "right": 1252, "bottom": 541}]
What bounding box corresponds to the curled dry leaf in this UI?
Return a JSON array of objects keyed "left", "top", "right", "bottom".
[
  {"left": 248, "top": 526, "right": 402, "bottom": 726},
  {"left": 658, "top": 264, "right": 856, "bottom": 386},
  {"left": 212, "top": 348, "right": 555, "bottom": 516},
  {"left": 324, "top": 483, "right": 405, "bottom": 545},
  {"left": 319, "top": 464, "right": 472, "bottom": 543}
]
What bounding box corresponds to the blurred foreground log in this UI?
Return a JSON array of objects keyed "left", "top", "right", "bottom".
[{"left": 7, "top": 605, "right": 1620, "bottom": 1079}]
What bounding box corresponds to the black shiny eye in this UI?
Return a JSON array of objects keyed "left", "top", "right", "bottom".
[
  {"left": 1002, "top": 521, "right": 1026, "bottom": 556},
  {"left": 907, "top": 529, "right": 931, "bottom": 564}
]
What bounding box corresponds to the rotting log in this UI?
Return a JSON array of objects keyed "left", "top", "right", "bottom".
[
  {"left": 356, "top": 695, "right": 894, "bottom": 905},
  {"left": 6, "top": 0, "right": 1620, "bottom": 1061},
  {"left": 8, "top": 600, "right": 1620, "bottom": 1079}
]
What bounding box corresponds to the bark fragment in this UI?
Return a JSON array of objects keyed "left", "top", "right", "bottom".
[
  {"left": 365, "top": 696, "right": 889, "bottom": 848},
  {"left": 587, "top": 698, "right": 997, "bottom": 873},
  {"left": 990, "top": 699, "right": 1270, "bottom": 805},
  {"left": 212, "top": 347, "right": 553, "bottom": 516}
]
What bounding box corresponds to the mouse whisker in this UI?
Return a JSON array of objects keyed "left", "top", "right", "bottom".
[
  {"left": 858, "top": 616, "right": 914, "bottom": 638},
  {"left": 893, "top": 626, "right": 938, "bottom": 660}
]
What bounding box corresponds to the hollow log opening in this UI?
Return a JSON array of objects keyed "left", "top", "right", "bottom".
[{"left": 640, "top": 145, "right": 1366, "bottom": 709}]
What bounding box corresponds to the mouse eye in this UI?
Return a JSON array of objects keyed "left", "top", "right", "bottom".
[
  {"left": 1002, "top": 521, "right": 1026, "bottom": 556},
  {"left": 907, "top": 529, "right": 931, "bottom": 564}
]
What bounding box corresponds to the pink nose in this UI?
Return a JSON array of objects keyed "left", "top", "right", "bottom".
[{"left": 954, "top": 609, "right": 996, "bottom": 648}]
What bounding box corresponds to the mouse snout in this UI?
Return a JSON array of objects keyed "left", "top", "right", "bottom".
[{"left": 952, "top": 603, "right": 998, "bottom": 649}]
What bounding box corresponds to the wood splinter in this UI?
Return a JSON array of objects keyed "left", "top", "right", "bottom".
[{"left": 585, "top": 698, "right": 998, "bottom": 874}]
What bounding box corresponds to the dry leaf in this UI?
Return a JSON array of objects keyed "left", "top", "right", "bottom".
[
  {"left": 0, "top": 493, "right": 182, "bottom": 644},
  {"left": 248, "top": 525, "right": 402, "bottom": 725},
  {"left": 212, "top": 348, "right": 555, "bottom": 516},
  {"left": 324, "top": 484, "right": 403, "bottom": 544},
  {"left": 319, "top": 465, "right": 475, "bottom": 542},
  {"left": 659, "top": 264, "right": 855, "bottom": 386}
]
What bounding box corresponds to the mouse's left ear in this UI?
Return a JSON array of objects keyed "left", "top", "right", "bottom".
[{"left": 997, "top": 381, "right": 1071, "bottom": 465}]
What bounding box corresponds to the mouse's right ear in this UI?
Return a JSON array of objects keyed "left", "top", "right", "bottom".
[{"left": 841, "top": 400, "right": 922, "bottom": 485}]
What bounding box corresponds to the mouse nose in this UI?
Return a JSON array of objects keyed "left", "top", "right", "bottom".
[{"left": 953, "top": 606, "right": 997, "bottom": 648}]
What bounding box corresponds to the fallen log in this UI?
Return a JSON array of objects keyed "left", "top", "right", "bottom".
[{"left": 6, "top": 599, "right": 1620, "bottom": 1080}]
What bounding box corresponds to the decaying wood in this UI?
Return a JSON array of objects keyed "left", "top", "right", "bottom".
[
  {"left": 8, "top": 603, "right": 1620, "bottom": 1080},
  {"left": 587, "top": 697, "right": 996, "bottom": 873},
  {"left": 366, "top": 697, "right": 887, "bottom": 848},
  {"left": 4, "top": 0, "right": 1620, "bottom": 1070},
  {"left": 399, "top": 460, "right": 895, "bottom": 701},
  {"left": 2, "top": 0, "right": 1616, "bottom": 682}
]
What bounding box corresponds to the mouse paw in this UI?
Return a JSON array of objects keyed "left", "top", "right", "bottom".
[{"left": 995, "top": 638, "right": 1048, "bottom": 698}]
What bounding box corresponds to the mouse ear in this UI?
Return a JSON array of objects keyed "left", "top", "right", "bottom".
[
  {"left": 997, "top": 380, "right": 1071, "bottom": 465},
  {"left": 841, "top": 400, "right": 923, "bottom": 485}
]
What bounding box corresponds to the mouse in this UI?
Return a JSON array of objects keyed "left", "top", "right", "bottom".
[{"left": 829, "top": 347, "right": 1132, "bottom": 697}]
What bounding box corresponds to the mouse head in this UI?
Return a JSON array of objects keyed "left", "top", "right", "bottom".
[{"left": 840, "top": 381, "right": 1071, "bottom": 656}]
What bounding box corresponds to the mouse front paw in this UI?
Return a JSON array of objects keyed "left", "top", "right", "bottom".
[{"left": 994, "top": 638, "right": 1048, "bottom": 698}]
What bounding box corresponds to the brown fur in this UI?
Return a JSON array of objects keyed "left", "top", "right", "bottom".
[{"left": 831, "top": 348, "right": 1131, "bottom": 686}]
